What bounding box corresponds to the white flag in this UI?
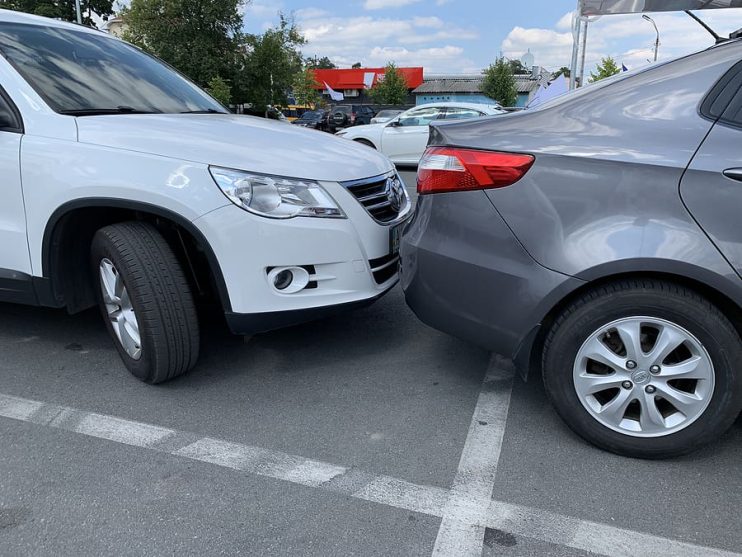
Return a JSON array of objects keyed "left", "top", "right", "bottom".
[
  {"left": 324, "top": 81, "right": 344, "bottom": 101},
  {"left": 363, "top": 72, "right": 375, "bottom": 89}
]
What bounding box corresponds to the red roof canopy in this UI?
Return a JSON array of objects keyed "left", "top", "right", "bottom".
[{"left": 312, "top": 67, "right": 424, "bottom": 91}]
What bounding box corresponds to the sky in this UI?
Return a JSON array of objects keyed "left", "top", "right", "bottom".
[{"left": 238, "top": 0, "right": 742, "bottom": 75}]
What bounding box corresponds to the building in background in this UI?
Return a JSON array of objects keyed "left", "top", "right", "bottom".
[
  {"left": 413, "top": 66, "right": 552, "bottom": 107},
  {"left": 311, "top": 67, "right": 424, "bottom": 104},
  {"left": 101, "top": 15, "right": 127, "bottom": 37},
  {"left": 412, "top": 75, "right": 493, "bottom": 106}
]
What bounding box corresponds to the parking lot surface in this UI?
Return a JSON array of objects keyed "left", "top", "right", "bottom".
[{"left": 0, "top": 169, "right": 740, "bottom": 557}]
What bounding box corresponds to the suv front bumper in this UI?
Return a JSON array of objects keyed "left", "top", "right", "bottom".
[{"left": 193, "top": 175, "right": 411, "bottom": 334}]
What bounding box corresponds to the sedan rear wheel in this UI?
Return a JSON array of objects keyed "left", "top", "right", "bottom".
[{"left": 543, "top": 279, "right": 742, "bottom": 459}]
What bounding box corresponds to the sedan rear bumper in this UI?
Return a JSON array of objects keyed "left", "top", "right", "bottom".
[{"left": 400, "top": 191, "right": 583, "bottom": 372}]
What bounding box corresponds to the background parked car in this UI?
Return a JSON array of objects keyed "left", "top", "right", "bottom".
[
  {"left": 337, "top": 102, "right": 504, "bottom": 164},
  {"left": 370, "top": 109, "right": 404, "bottom": 124},
  {"left": 291, "top": 109, "right": 329, "bottom": 131},
  {"left": 401, "top": 39, "right": 742, "bottom": 459},
  {"left": 327, "top": 104, "right": 376, "bottom": 133}
]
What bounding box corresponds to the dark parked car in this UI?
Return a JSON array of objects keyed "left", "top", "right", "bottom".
[
  {"left": 291, "top": 109, "right": 329, "bottom": 130},
  {"left": 401, "top": 40, "right": 742, "bottom": 459},
  {"left": 327, "top": 104, "right": 376, "bottom": 132}
]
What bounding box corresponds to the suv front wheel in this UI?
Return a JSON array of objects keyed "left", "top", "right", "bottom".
[
  {"left": 543, "top": 279, "right": 742, "bottom": 459},
  {"left": 90, "top": 222, "right": 200, "bottom": 383}
]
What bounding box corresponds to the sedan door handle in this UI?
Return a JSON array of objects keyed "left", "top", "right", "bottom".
[{"left": 722, "top": 168, "right": 742, "bottom": 182}]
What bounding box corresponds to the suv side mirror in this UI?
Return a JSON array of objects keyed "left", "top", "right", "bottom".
[{"left": 388, "top": 120, "right": 401, "bottom": 127}]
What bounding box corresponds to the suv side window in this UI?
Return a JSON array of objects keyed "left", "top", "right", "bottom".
[{"left": 0, "top": 87, "right": 21, "bottom": 133}]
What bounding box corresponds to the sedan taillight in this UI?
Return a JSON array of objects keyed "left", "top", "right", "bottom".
[{"left": 417, "top": 147, "right": 535, "bottom": 195}]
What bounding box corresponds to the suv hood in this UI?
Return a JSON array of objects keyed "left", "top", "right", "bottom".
[{"left": 75, "top": 113, "right": 393, "bottom": 181}]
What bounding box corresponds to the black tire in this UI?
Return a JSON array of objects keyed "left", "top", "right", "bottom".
[
  {"left": 543, "top": 279, "right": 742, "bottom": 459},
  {"left": 90, "top": 222, "right": 200, "bottom": 384},
  {"left": 353, "top": 138, "right": 376, "bottom": 149}
]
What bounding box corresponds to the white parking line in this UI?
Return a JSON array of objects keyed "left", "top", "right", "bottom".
[
  {"left": 0, "top": 391, "right": 739, "bottom": 557},
  {"left": 432, "top": 355, "right": 515, "bottom": 556}
]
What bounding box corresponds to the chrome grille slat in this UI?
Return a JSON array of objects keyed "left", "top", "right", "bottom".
[
  {"left": 341, "top": 172, "right": 408, "bottom": 224},
  {"left": 356, "top": 191, "right": 390, "bottom": 203},
  {"left": 365, "top": 199, "right": 393, "bottom": 212}
]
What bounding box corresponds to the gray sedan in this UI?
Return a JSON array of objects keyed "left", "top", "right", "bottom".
[{"left": 401, "top": 39, "right": 742, "bottom": 459}]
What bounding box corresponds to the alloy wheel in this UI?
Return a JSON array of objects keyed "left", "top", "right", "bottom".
[
  {"left": 573, "top": 316, "right": 714, "bottom": 437},
  {"left": 99, "top": 258, "right": 142, "bottom": 360}
]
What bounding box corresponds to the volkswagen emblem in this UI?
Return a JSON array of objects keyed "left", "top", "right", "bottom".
[{"left": 386, "top": 177, "right": 405, "bottom": 212}]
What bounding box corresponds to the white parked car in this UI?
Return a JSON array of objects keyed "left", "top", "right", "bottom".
[
  {"left": 0, "top": 11, "right": 411, "bottom": 383},
  {"left": 336, "top": 102, "right": 505, "bottom": 164}
]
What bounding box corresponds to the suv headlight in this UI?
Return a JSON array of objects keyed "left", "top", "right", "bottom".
[{"left": 209, "top": 167, "right": 345, "bottom": 219}]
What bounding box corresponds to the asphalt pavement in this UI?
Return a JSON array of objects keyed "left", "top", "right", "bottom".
[{"left": 0, "top": 168, "right": 739, "bottom": 557}]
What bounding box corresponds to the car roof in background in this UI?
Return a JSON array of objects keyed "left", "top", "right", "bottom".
[{"left": 408, "top": 101, "right": 504, "bottom": 113}]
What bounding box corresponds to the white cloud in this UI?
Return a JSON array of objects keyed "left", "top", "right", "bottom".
[
  {"left": 556, "top": 11, "right": 574, "bottom": 32},
  {"left": 501, "top": 9, "right": 742, "bottom": 74},
  {"left": 243, "top": 0, "right": 282, "bottom": 20},
  {"left": 412, "top": 16, "right": 445, "bottom": 29},
  {"left": 363, "top": 0, "right": 421, "bottom": 10},
  {"left": 297, "top": 12, "right": 478, "bottom": 72},
  {"left": 294, "top": 8, "right": 329, "bottom": 20}
]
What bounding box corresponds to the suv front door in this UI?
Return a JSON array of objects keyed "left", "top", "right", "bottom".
[{"left": 0, "top": 86, "right": 32, "bottom": 301}]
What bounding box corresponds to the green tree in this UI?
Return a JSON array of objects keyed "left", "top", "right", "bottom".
[
  {"left": 368, "top": 62, "right": 408, "bottom": 105},
  {"left": 482, "top": 58, "right": 517, "bottom": 107},
  {"left": 351, "top": 62, "right": 362, "bottom": 69},
  {"left": 589, "top": 56, "right": 621, "bottom": 83},
  {"left": 292, "top": 68, "right": 319, "bottom": 107},
  {"left": 305, "top": 56, "right": 336, "bottom": 69},
  {"left": 122, "top": 0, "right": 244, "bottom": 89},
  {"left": 206, "top": 76, "right": 232, "bottom": 106},
  {"left": 240, "top": 14, "right": 305, "bottom": 111},
  {"left": 508, "top": 59, "right": 528, "bottom": 75},
  {"left": 2, "top": 0, "right": 114, "bottom": 24},
  {"left": 555, "top": 66, "right": 571, "bottom": 78}
]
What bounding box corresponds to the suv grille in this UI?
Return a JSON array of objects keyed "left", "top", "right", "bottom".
[{"left": 341, "top": 173, "right": 407, "bottom": 224}]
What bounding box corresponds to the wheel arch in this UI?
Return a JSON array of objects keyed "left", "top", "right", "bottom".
[
  {"left": 518, "top": 260, "right": 742, "bottom": 381},
  {"left": 38, "top": 198, "right": 232, "bottom": 313},
  {"left": 352, "top": 137, "right": 377, "bottom": 149}
]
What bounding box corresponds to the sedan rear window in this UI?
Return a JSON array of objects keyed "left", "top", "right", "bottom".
[{"left": 0, "top": 22, "right": 226, "bottom": 115}]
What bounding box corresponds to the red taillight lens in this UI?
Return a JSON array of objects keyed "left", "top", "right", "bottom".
[{"left": 417, "top": 147, "right": 535, "bottom": 195}]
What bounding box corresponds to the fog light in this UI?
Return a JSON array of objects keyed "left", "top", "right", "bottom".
[
  {"left": 267, "top": 266, "right": 311, "bottom": 294},
  {"left": 273, "top": 269, "right": 293, "bottom": 291}
]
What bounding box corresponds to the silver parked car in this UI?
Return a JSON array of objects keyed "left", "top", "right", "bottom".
[{"left": 401, "top": 40, "right": 742, "bottom": 459}]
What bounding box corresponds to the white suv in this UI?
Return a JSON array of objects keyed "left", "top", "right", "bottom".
[{"left": 0, "top": 11, "right": 411, "bottom": 383}]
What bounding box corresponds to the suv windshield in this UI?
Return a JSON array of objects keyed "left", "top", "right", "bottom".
[{"left": 0, "top": 22, "right": 226, "bottom": 115}]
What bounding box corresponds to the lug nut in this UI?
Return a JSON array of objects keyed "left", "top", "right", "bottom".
[
  {"left": 645, "top": 385, "right": 656, "bottom": 394},
  {"left": 622, "top": 381, "right": 633, "bottom": 390},
  {"left": 650, "top": 365, "right": 661, "bottom": 374},
  {"left": 626, "top": 360, "right": 637, "bottom": 370}
]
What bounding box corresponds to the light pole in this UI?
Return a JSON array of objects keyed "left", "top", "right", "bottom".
[
  {"left": 643, "top": 14, "right": 660, "bottom": 62},
  {"left": 75, "top": 0, "right": 82, "bottom": 23}
]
